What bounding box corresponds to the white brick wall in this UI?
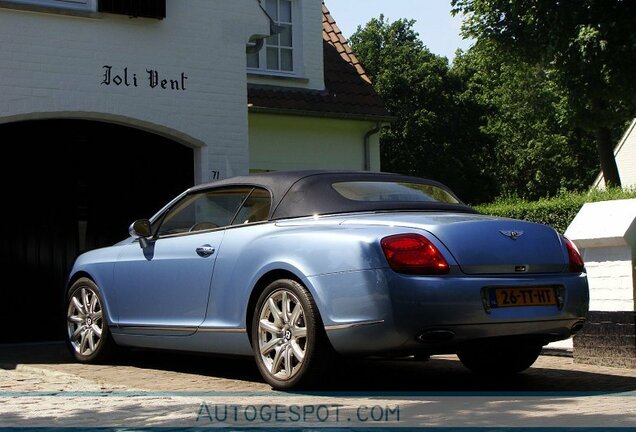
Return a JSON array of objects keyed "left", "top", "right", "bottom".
[
  {"left": 300, "top": 0, "right": 326, "bottom": 90},
  {"left": 0, "top": 0, "right": 271, "bottom": 183},
  {"left": 582, "top": 246, "right": 635, "bottom": 311},
  {"left": 566, "top": 200, "right": 636, "bottom": 313}
]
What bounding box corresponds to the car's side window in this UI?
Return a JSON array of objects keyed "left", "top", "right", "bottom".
[
  {"left": 232, "top": 188, "right": 272, "bottom": 225},
  {"left": 156, "top": 188, "right": 252, "bottom": 236}
]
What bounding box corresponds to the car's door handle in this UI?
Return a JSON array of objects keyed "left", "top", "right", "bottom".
[{"left": 196, "top": 245, "right": 215, "bottom": 258}]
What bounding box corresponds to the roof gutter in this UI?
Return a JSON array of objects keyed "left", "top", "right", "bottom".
[{"left": 248, "top": 105, "right": 396, "bottom": 123}]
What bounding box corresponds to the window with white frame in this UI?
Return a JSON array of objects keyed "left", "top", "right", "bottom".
[
  {"left": 3, "top": 0, "right": 97, "bottom": 12},
  {"left": 248, "top": 0, "right": 296, "bottom": 73}
]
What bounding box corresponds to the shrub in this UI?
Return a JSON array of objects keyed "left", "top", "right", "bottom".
[{"left": 474, "top": 188, "right": 636, "bottom": 233}]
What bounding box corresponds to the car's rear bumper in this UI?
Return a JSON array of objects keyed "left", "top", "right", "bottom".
[
  {"left": 326, "top": 317, "right": 584, "bottom": 356},
  {"left": 315, "top": 269, "right": 589, "bottom": 356}
]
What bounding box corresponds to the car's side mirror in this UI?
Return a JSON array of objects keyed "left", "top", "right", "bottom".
[{"left": 129, "top": 219, "right": 152, "bottom": 248}]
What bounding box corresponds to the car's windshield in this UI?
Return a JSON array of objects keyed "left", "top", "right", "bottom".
[{"left": 331, "top": 181, "right": 459, "bottom": 204}]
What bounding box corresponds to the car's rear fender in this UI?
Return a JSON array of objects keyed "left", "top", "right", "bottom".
[
  {"left": 206, "top": 222, "right": 424, "bottom": 331},
  {"left": 236, "top": 264, "right": 400, "bottom": 353}
]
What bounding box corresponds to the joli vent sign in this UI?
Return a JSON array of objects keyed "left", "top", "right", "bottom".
[{"left": 101, "top": 65, "right": 188, "bottom": 91}]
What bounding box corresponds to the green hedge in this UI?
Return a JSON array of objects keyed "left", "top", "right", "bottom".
[{"left": 474, "top": 188, "right": 636, "bottom": 233}]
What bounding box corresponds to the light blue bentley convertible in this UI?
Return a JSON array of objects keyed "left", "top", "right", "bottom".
[{"left": 65, "top": 171, "right": 588, "bottom": 389}]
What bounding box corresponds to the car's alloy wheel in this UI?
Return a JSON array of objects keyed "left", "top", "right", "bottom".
[
  {"left": 65, "top": 278, "right": 115, "bottom": 362},
  {"left": 258, "top": 289, "right": 307, "bottom": 380},
  {"left": 252, "top": 279, "right": 331, "bottom": 389}
]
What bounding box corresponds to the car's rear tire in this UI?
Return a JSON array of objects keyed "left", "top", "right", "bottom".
[
  {"left": 65, "top": 278, "right": 117, "bottom": 363},
  {"left": 251, "top": 279, "right": 332, "bottom": 390},
  {"left": 457, "top": 341, "right": 542, "bottom": 374}
]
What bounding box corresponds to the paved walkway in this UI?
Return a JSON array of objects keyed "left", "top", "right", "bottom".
[{"left": 1, "top": 342, "right": 635, "bottom": 428}]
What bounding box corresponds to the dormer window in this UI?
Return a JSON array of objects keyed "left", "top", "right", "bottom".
[{"left": 248, "top": 0, "right": 297, "bottom": 74}]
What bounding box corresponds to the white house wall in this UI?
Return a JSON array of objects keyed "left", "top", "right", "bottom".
[
  {"left": 595, "top": 119, "right": 636, "bottom": 189},
  {"left": 0, "top": 0, "right": 271, "bottom": 182},
  {"left": 565, "top": 198, "right": 636, "bottom": 312},
  {"left": 582, "top": 246, "right": 635, "bottom": 311},
  {"left": 249, "top": 113, "right": 381, "bottom": 172}
]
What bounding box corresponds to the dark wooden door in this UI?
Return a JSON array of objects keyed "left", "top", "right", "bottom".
[{"left": 0, "top": 120, "right": 194, "bottom": 342}]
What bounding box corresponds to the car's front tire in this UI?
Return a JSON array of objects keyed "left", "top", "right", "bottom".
[
  {"left": 65, "top": 278, "right": 116, "bottom": 363},
  {"left": 457, "top": 340, "right": 542, "bottom": 374},
  {"left": 251, "top": 279, "right": 332, "bottom": 390}
]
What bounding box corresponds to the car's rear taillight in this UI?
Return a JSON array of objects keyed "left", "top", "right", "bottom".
[
  {"left": 564, "top": 237, "right": 584, "bottom": 273},
  {"left": 381, "top": 234, "right": 450, "bottom": 275}
]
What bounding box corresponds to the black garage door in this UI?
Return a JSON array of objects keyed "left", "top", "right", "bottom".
[{"left": 0, "top": 119, "right": 195, "bottom": 343}]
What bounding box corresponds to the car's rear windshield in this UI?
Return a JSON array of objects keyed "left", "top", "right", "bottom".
[{"left": 332, "top": 181, "right": 459, "bottom": 204}]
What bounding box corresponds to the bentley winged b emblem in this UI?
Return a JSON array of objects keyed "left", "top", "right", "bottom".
[{"left": 500, "top": 230, "right": 525, "bottom": 240}]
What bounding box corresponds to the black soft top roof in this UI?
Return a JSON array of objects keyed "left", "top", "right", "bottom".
[{"left": 189, "top": 171, "right": 476, "bottom": 220}]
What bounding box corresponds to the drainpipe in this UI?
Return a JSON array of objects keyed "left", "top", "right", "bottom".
[
  {"left": 246, "top": 22, "right": 282, "bottom": 54},
  {"left": 364, "top": 122, "right": 382, "bottom": 171},
  {"left": 246, "top": 36, "right": 265, "bottom": 54}
]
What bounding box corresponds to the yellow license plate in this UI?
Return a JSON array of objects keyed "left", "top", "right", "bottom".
[{"left": 494, "top": 286, "right": 557, "bottom": 307}]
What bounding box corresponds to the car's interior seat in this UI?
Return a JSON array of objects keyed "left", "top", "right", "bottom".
[{"left": 244, "top": 202, "right": 270, "bottom": 224}]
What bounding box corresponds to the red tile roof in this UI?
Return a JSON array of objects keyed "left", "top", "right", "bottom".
[
  {"left": 322, "top": 2, "right": 372, "bottom": 85},
  {"left": 247, "top": 2, "right": 391, "bottom": 121}
]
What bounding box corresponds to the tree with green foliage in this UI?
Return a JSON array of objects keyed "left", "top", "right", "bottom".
[
  {"left": 451, "top": 40, "right": 599, "bottom": 199},
  {"left": 451, "top": 0, "right": 636, "bottom": 187},
  {"left": 350, "top": 16, "right": 496, "bottom": 203}
]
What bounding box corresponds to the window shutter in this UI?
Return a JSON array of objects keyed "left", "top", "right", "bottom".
[{"left": 99, "top": 0, "right": 166, "bottom": 19}]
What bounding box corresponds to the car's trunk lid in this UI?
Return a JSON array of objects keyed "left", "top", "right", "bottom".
[
  {"left": 425, "top": 218, "right": 567, "bottom": 274},
  {"left": 341, "top": 212, "right": 568, "bottom": 274}
]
